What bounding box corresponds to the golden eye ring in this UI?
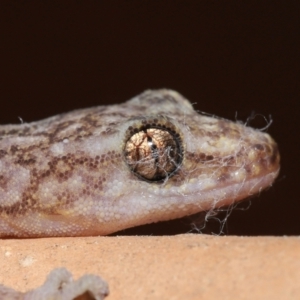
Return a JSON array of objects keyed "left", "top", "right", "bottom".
[{"left": 124, "top": 122, "right": 183, "bottom": 182}]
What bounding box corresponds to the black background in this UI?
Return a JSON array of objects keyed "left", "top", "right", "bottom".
[{"left": 0, "top": 1, "right": 298, "bottom": 236}]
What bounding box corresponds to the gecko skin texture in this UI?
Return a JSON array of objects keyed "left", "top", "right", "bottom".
[
  {"left": 0, "top": 90, "right": 280, "bottom": 237},
  {"left": 0, "top": 268, "right": 109, "bottom": 300}
]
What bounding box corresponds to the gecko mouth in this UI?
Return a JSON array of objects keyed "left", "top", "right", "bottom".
[
  {"left": 183, "top": 140, "right": 280, "bottom": 210},
  {"left": 203, "top": 168, "right": 280, "bottom": 210}
]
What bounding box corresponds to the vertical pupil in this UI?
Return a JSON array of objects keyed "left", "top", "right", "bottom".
[
  {"left": 124, "top": 124, "right": 183, "bottom": 182},
  {"left": 148, "top": 137, "right": 159, "bottom": 162}
]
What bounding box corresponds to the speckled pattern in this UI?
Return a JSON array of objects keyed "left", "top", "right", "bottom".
[
  {"left": 0, "top": 267, "right": 108, "bottom": 300},
  {"left": 0, "top": 90, "right": 280, "bottom": 237}
]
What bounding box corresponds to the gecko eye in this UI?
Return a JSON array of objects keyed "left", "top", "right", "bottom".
[{"left": 124, "top": 123, "right": 183, "bottom": 182}]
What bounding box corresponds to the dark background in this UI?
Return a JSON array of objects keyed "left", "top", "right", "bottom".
[{"left": 0, "top": 1, "right": 298, "bottom": 236}]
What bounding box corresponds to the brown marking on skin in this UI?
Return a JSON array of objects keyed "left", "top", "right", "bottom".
[
  {"left": 0, "top": 89, "right": 280, "bottom": 237},
  {"left": 185, "top": 152, "right": 216, "bottom": 163},
  {"left": 217, "top": 173, "right": 231, "bottom": 182},
  {"left": 0, "top": 150, "right": 7, "bottom": 159},
  {"left": 18, "top": 126, "right": 31, "bottom": 136},
  {"left": 183, "top": 134, "right": 279, "bottom": 182},
  {"left": 0, "top": 175, "right": 9, "bottom": 190},
  {"left": 218, "top": 120, "right": 241, "bottom": 137},
  {"left": 100, "top": 129, "right": 119, "bottom": 136},
  {"left": 0, "top": 149, "right": 121, "bottom": 217}
]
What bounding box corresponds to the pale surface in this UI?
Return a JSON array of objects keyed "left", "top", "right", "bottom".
[{"left": 0, "top": 235, "right": 299, "bottom": 300}]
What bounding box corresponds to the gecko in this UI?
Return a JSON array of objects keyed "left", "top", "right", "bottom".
[
  {"left": 0, "top": 89, "right": 280, "bottom": 299},
  {"left": 0, "top": 89, "right": 280, "bottom": 237}
]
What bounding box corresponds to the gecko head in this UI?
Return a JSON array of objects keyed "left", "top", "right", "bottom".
[
  {"left": 104, "top": 90, "right": 280, "bottom": 232},
  {"left": 0, "top": 89, "right": 280, "bottom": 237}
]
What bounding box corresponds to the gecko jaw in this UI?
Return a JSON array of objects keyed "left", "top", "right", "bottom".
[{"left": 191, "top": 168, "right": 280, "bottom": 211}]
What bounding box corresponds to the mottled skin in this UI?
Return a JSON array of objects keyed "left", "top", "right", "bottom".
[
  {"left": 0, "top": 90, "right": 280, "bottom": 237},
  {"left": 0, "top": 268, "right": 108, "bottom": 300}
]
